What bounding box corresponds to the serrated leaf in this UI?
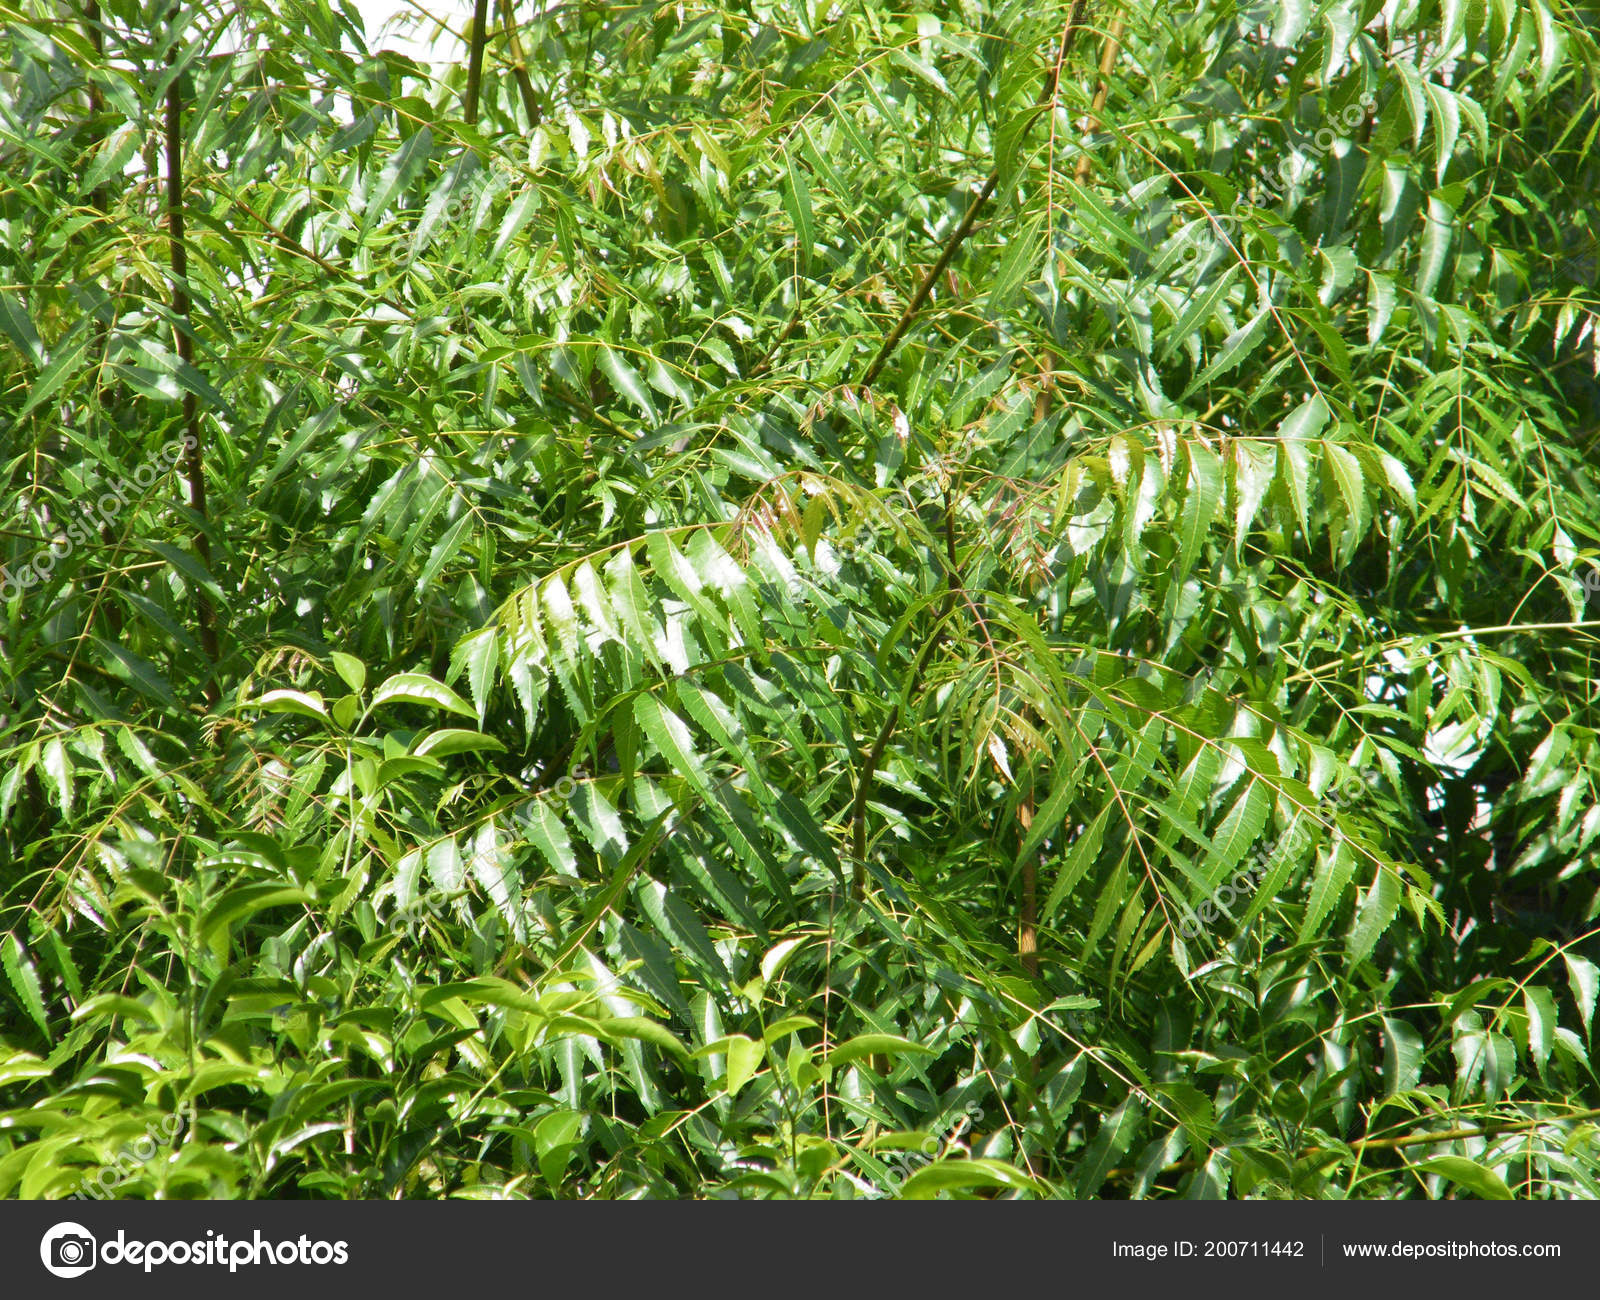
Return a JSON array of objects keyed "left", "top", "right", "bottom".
[
  {"left": 1565, "top": 954, "right": 1598, "bottom": 1034},
  {"left": 1298, "top": 840, "right": 1355, "bottom": 943},
  {"left": 1208, "top": 780, "right": 1269, "bottom": 891},
  {"left": 40, "top": 738, "right": 71, "bottom": 816},
  {"left": 1525, "top": 985, "right": 1557, "bottom": 1073},
  {"left": 598, "top": 345, "right": 657, "bottom": 420},
  {"left": 1177, "top": 441, "right": 1221, "bottom": 577},
  {"left": 2, "top": 936, "right": 49, "bottom": 1038},
  {"left": 1347, "top": 864, "right": 1400, "bottom": 963},
  {"left": 361, "top": 126, "right": 433, "bottom": 237},
  {"left": 634, "top": 694, "right": 713, "bottom": 799}
]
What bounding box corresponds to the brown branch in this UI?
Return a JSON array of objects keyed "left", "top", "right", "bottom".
[
  {"left": 498, "top": 0, "right": 542, "bottom": 126},
  {"left": 84, "top": 2, "right": 107, "bottom": 214},
  {"left": 748, "top": 302, "right": 805, "bottom": 380},
  {"left": 849, "top": 702, "right": 900, "bottom": 898},
  {"left": 846, "top": 8, "right": 1095, "bottom": 896},
  {"left": 1018, "top": 794, "right": 1040, "bottom": 976},
  {"left": 855, "top": 0, "right": 1091, "bottom": 391},
  {"left": 224, "top": 195, "right": 351, "bottom": 280},
  {"left": 83, "top": 2, "right": 125, "bottom": 637},
  {"left": 164, "top": 33, "right": 220, "bottom": 706},
  {"left": 1073, "top": 12, "right": 1125, "bottom": 186},
  {"left": 464, "top": 0, "right": 490, "bottom": 125},
  {"left": 850, "top": 483, "right": 963, "bottom": 898}
]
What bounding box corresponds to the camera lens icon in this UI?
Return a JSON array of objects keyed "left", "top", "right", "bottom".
[{"left": 41, "top": 1222, "right": 97, "bottom": 1278}]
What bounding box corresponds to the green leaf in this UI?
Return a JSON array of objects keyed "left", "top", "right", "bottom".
[
  {"left": 2, "top": 936, "right": 49, "bottom": 1038},
  {"left": 634, "top": 694, "right": 713, "bottom": 798},
  {"left": 329, "top": 651, "right": 367, "bottom": 694},
  {"left": 412, "top": 728, "right": 507, "bottom": 757},
  {"left": 598, "top": 1016, "right": 689, "bottom": 1058},
  {"left": 1416, "top": 194, "right": 1456, "bottom": 299},
  {"left": 900, "top": 1158, "right": 1044, "bottom": 1199},
  {"left": 534, "top": 1110, "right": 583, "bottom": 1186},
  {"left": 1564, "top": 954, "right": 1598, "bottom": 1033},
  {"left": 782, "top": 149, "right": 814, "bottom": 271},
  {"left": 1044, "top": 803, "right": 1112, "bottom": 923},
  {"left": 452, "top": 626, "right": 500, "bottom": 726},
  {"left": 1277, "top": 395, "right": 1329, "bottom": 442},
  {"left": 1073, "top": 1098, "right": 1142, "bottom": 1195},
  {"left": 199, "top": 885, "right": 314, "bottom": 947},
  {"left": 145, "top": 541, "right": 229, "bottom": 607},
  {"left": 1177, "top": 441, "right": 1221, "bottom": 577},
  {"left": 254, "top": 689, "right": 331, "bottom": 722},
  {"left": 40, "top": 738, "right": 71, "bottom": 816},
  {"left": 1419, "top": 1156, "right": 1513, "bottom": 1200},
  {"left": 1186, "top": 303, "right": 1271, "bottom": 394},
  {"left": 824, "top": 1034, "right": 934, "bottom": 1067},
  {"left": 724, "top": 1034, "right": 764, "bottom": 1097},
  {"left": 361, "top": 125, "right": 433, "bottom": 237},
  {"left": 1207, "top": 781, "right": 1269, "bottom": 890},
  {"left": 95, "top": 639, "right": 180, "bottom": 708},
  {"left": 1347, "top": 864, "right": 1401, "bottom": 964},
  {"left": 371, "top": 673, "right": 475, "bottom": 718},
  {"left": 1381, "top": 1015, "right": 1424, "bottom": 1094},
  {"left": 598, "top": 345, "right": 657, "bottom": 420},
  {"left": 1324, "top": 441, "right": 1369, "bottom": 565},
  {"left": 0, "top": 290, "right": 43, "bottom": 365},
  {"left": 1298, "top": 841, "right": 1356, "bottom": 943},
  {"left": 1366, "top": 271, "right": 1398, "bottom": 344},
  {"left": 1525, "top": 985, "right": 1557, "bottom": 1073},
  {"left": 519, "top": 797, "right": 579, "bottom": 878},
  {"left": 422, "top": 977, "right": 543, "bottom": 1015}
]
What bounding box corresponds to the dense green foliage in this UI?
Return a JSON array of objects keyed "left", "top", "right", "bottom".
[{"left": 3, "top": 0, "right": 1600, "bottom": 1199}]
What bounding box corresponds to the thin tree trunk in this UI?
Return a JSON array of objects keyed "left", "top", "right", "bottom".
[
  {"left": 498, "top": 0, "right": 541, "bottom": 126},
  {"left": 464, "top": 0, "right": 490, "bottom": 124},
  {"left": 1073, "top": 13, "right": 1125, "bottom": 186},
  {"left": 164, "top": 30, "right": 221, "bottom": 705},
  {"left": 84, "top": 2, "right": 107, "bottom": 213},
  {"left": 82, "top": 1, "right": 124, "bottom": 637},
  {"left": 1018, "top": 794, "right": 1040, "bottom": 976}
]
